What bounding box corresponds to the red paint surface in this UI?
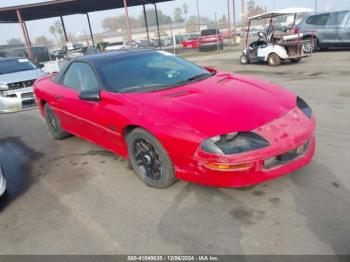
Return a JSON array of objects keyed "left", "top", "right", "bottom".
[
  {"left": 198, "top": 33, "right": 224, "bottom": 47},
  {"left": 181, "top": 40, "right": 199, "bottom": 48},
  {"left": 34, "top": 70, "right": 315, "bottom": 187}
]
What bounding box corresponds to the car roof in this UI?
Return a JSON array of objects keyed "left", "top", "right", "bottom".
[
  {"left": 76, "top": 48, "right": 155, "bottom": 63},
  {"left": 306, "top": 10, "right": 350, "bottom": 17}
]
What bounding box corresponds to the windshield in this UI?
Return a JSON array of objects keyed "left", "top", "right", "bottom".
[
  {"left": 109, "top": 42, "right": 124, "bottom": 46},
  {"left": 96, "top": 51, "right": 213, "bottom": 93},
  {"left": 185, "top": 34, "right": 199, "bottom": 40},
  {"left": 0, "top": 58, "right": 37, "bottom": 75},
  {"left": 201, "top": 29, "right": 220, "bottom": 36}
]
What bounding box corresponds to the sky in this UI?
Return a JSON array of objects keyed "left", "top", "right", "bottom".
[{"left": 0, "top": 0, "right": 349, "bottom": 45}]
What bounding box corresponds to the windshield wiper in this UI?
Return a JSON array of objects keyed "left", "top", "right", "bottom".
[
  {"left": 122, "top": 84, "right": 168, "bottom": 93},
  {"left": 174, "top": 72, "right": 214, "bottom": 86},
  {"left": 186, "top": 73, "right": 212, "bottom": 82}
]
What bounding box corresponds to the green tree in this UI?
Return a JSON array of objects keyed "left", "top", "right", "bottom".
[
  {"left": 102, "top": 17, "right": 118, "bottom": 32},
  {"left": 102, "top": 15, "right": 138, "bottom": 32},
  {"left": 186, "top": 16, "right": 212, "bottom": 33},
  {"left": 7, "top": 38, "right": 22, "bottom": 45},
  {"left": 137, "top": 9, "right": 173, "bottom": 27},
  {"left": 173, "top": 7, "right": 184, "bottom": 23},
  {"left": 246, "top": 0, "right": 265, "bottom": 19},
  {"left": 34, "top": 35, "right": 53, "bottom": 48},
  {"left": 217, "top": 14, "right": 228, "bottom": 29},
  {"left": 102, "top": 9, "right": 173, "bottom": 33},
  {"left": 182, "top": 3, "right": 189, "bottom": 21},
  {"left": 49, "top": 21, "right": 63, "bottom": 43}
]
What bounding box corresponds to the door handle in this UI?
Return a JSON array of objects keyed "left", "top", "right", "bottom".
[{"left": 56, "top": 95, "right": 62, "bottom": 100}]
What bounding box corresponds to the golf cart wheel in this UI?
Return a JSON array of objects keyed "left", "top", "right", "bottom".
[
  {"left": 44, "top": 104, "right": 71, "bottom": 140},
  {"left": 303, "top": 36, "right": 318, "bottom": 53},
  {"left": 126, "top": 128, "right": 178, "bottom": 188},
  {"left": 267, "top": 53, "right": 281, "bottom": 67},
  {"left": 290, "top": 58, "right": 301, "bottom": 63},
  {"left": 240, "top": 54, "right": 249, "bottom": 65}
]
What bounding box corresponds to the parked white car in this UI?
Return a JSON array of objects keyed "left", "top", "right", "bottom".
[
  {"left": 0, "top": 57, "right": 47, "bottom": 113},
  {"left": 0, "top": 164, "right": 6, "bottom": 197},
  {"left": 105, "top": 42, "right": 129, "bottom": 51}
]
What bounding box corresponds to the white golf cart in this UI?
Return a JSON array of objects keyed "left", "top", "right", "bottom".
[{"left": 240, "top": 8, "right": 313, "bottom": 66}]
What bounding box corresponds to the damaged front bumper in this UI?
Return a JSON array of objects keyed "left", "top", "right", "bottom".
[
  {"left": 171, "top": 107, "right": 316, "bottom": 187},
  {"left": 0, "top": 86, "right": 36, "bottom": 113}
]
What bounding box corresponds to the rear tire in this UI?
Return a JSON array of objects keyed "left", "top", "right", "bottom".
[
  {"left": 240, "top": 54, "right": 249, "bottom": 65},
  {"left": 44, "top": 104, "right": 71, "bottom": 140},
  {"left": 267, "top": 53, "right": 282, "bottom": 67},
  {"left": 126, "top": 128, "right": 177, "bottom": 188}
]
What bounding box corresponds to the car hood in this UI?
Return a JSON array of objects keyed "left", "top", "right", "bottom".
[
  {"left": 0, "top": 69, "right": 46, "bottom": 84},
  {"left": 125, "top": 72, "right": 297, "bottom": 137}
]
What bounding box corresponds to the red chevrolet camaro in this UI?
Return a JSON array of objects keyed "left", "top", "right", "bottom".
[{"left": 34, "top": 49, "right": 315, "bottom": 188}]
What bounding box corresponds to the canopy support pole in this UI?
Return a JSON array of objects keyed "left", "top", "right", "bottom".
[
  {"left": 143, "top": 4, "right": 150, "bottom": 45},
  {"left": 24, "top": 22, "right": 32, "bottom": 46},
  {"left": 241, "top": 0, "right": 245, "bottom": 48},
  {"left": 60, "top": 16, "right": 68, "bottom": 43},
  {"left": 123, "top": 0, "right": 132, "bottom": 45},
  {"left": 227, "top": 0, "right": 232, "bottom": 45},
  {"left": 154, "top": 3, "right": 161, "bottom": 49},
  {"left": 86, "top": 13, "right": 95, "bottom": 47},
  {"left": 232, "top": 0, "right": 236, "bottom": 45},
  {"left": 245, "top": 19, "right": 250, "bottom": 49},
  {"left": 16, "top": 9, "right": 33, "bottom": 59},
  {"left": 196, "top": 0, "right": 200, "bottom": 32}
]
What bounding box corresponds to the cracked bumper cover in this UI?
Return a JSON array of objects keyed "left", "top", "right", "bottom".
[{"left": 170, "top": 108, "right": 316, "bottom": 187}]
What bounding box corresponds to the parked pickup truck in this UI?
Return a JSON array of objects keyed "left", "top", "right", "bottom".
[{"left": 198, "top": 29, "right": 224, "bottom": 51}]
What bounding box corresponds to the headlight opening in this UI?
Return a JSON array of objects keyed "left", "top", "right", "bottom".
[
  {"left": 297, "top": 97, "right": 312, "bottom": 118},
  {"left": 201, "top": 132, "right": 269, "bottom": 155}
]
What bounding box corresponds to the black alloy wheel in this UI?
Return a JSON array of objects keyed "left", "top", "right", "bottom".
[
  {"left": 126, "top": 128, "right": 177, "bottom": 188},
  {"left": 44, "top": 104, "right": 70, "bottom": 140},
  {"left": 133, "top": 138, "right": 162, "bottom": 181}
]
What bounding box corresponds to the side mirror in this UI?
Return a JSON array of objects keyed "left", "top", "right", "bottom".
[
  {"left": 38, "top": 63, "right": 45, "bottom": 68},
  {"left": 79, "top": 90, "right": 100, "bottom": 102}
]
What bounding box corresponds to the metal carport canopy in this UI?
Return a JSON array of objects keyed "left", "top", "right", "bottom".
[
  {"left": 0, "top": 0, "right": 172, "bottom": 23},
  {"left": 0, "top": 0, "right": 172, "bottom": 59}
]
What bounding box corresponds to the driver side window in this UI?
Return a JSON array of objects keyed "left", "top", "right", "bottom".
[
  {"left": 62, "top": 62, "right": 99, "bottom": 92},
  {"left": 346, "top": 15, "right": 350, "bottom": 28}
]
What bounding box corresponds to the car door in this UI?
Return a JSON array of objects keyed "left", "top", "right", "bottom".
[
  {"left": 340, "top": 13, "right": 350, "bottom": 45},
  {"left": 325, "top": 11, "right": 348, "bottom": 45},
  {"left": 309, "top": 13, "right": 336, "bottom": 45},
  {"left": 60, "top": 61, "right": 109, "bottom": 147}
]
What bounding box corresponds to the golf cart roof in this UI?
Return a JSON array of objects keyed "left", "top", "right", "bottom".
[{"left": 248, "top": 7, "right": 313, "bottom": 20}]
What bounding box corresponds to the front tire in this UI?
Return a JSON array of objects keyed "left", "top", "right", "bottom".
[
  {"left": 267, "top": 53, "right": 282, "bottom": 67},
  {"left": 303, "top": 36, "right": 318, "bottom": 53},
  {"left": 44, "top": 104, "right": 70, "bottom": 140},
  {"left": 240, "top": 53, "right": 249, "bottom": 65},
  {"left": 126, "top": 128, "right": 177, "bottom": 188}
]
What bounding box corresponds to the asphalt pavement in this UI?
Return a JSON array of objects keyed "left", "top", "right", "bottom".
[{"left": 0, "top": 50, "right": 349, "bottom": 255}]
